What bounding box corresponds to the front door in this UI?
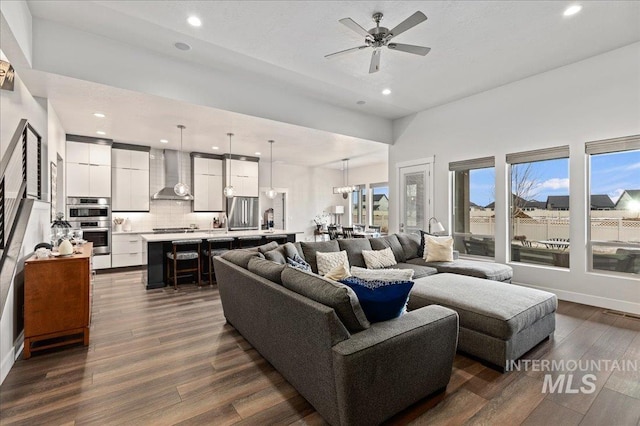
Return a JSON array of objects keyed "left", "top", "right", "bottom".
[{"left": 399, "top": 163, "right": 431, "bottom": 234}]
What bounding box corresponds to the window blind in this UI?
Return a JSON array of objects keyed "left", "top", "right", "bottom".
[
  {"left": 585, "top": 135, "right": 640, "bottom": 155},
  {"left": 449, "top": 156, "right": 495, "bottom": 171},
  {"left": 506, "top": 145, "right": 569, "bottom": 165}
]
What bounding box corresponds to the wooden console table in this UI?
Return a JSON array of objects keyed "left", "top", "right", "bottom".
[{"left": 23, "top": 243, "right": 93, "bottom": 359}]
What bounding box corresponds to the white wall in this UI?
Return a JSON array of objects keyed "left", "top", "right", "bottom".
[
  {"left": 1, "top": 47, "right": 62, "bottom": 384},
  {"left": 390, "top": 42, "right": 640, "bottom": 314},
  {"left": 0, "top": 50, "right": 46, "bottom": 156},
  {"left": 259, "top": 161, "right": 348, "bottom": 240},
  {"left": 0, "top": 0, "right": 32, "bottom": 67},
  {"left": 348, "top": 161, "right": 389, "bottom": 187},
  {"left": 0, "top": 201, "right": 49, "bottom": 384}
]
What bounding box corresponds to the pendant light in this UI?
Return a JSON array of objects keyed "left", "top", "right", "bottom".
[
  {"left": 266, "top": 140, "right": 277, "bottom": 199},
  {"left": 333, "top": 158, "right": 359, "bottom": 199},
  {"left": 223, "top": 132, "right": 235, "bottom": 198},
  {"left": 174, "top": 125, "right": 190, "bottom": 197}
]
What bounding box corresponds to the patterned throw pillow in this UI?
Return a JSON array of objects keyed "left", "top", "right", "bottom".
[
  {"left": 316, "top": 250, "right": 350, "bottom": 276},
  {"left": 340, "top": 277, "right": 414, "bottom": 323},
  {"left": 362, "top": 247, "right": 398, "bottom": 269},
  {"left": 424, "top": 236, "right": 454, "bottom": 262},
  {"left": 350, "top": 266, "right": 414, "bottom": 281},
  {"left": 286, "top": 254, "right": 312, "bottom": 272}
]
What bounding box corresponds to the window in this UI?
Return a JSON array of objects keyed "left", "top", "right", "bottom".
[
  {"left": 587, "top": 135, "right": 640, "bottom": 276},
  {"left": 450, "top": 157, "right": 495, "bottom": 258},
  {"left": 371, "top": 183, "right": 389, "bottom": 233},
  {"left": 507, "top": 146, "right": 570, "bottom": 268},
  {"left": 351, "top": 187, "right": 366, "bottom": 227}
]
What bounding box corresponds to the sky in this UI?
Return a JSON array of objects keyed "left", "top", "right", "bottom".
[{"left": 469, "top": 150, "right": 640, "bottom": 207}]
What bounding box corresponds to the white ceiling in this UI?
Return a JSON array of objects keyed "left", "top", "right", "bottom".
[{"left": 15, "top": 1, "right": 640, "bottom": 170}]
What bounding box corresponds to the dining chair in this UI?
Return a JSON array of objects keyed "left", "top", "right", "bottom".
[
  {"left": 342, "top": 227, "right": 355, "bottom": 239},
  {"left": 327, "top": 225, "right": 340, "bottom": 240}
]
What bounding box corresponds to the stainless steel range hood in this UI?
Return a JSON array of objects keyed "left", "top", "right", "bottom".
[{"left": 151, "top": 149, "right": 193, "bottom": 201}]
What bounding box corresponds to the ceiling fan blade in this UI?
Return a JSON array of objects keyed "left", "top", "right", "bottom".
[
  {"left": 369, "top": 50, "right": 381, "bottom": 73},
  {"left": 339, "top": 18, "right": 373, "bottom": 40},
  {"left": 325, "top": 45, "right": 369, "bottom": 59},
  {"left": 387, "top": 43, "right": 431, "bottom": 56},
  {"left": 387, "top": 11, "right": 427, "bottom": 40}
]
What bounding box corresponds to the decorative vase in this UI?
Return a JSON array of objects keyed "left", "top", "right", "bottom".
[{"left": 58, "top": 239, "right": 73, "bottom": 255}]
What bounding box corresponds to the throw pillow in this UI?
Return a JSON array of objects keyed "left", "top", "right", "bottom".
[
  {"left": 286, "top": 254, "right": 312, "bottom": 272},
  {"left": 324, "top": 262, "right": 351, "bottom": 281},
  {"left": 362, "top": 247, "right": 397, "bottom": 269},
  {"left": 339, "top": 277, "right": 414, "bottom": 323},
  {"left": 316, "top": 250, "right": 350, "bottom": 276},
  {"left": 418, "top": 230, "right": 439, "bottom": 258},
  {"left": 281, "top": 267, "right": 370, "bottom": 332},
  {"left": 247, "top": 257, "right": 286, "bottom": 284},
  {"left": 424, "top": 236, "right": 454, "bottom": 262},
  {"left": 351, "top": 266, "right": 414, "bottom": 281}
]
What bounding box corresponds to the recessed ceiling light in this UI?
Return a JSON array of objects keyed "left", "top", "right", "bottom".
[
  {"left": 382, "top": 88, "right": 391, "bottom": 95},
  {"left": 563, "top": 4, "right": 582, "bottom": 16},
  {"left": 93, "top": 112, "right": 105, "bottom": 118},
  {"left": 255, "top": 152, "right": 261, "bottom": 156},
  {"left": 160, "top": 139, "right": 169, "bottom": 144},
  {"left": 174, "top": 42, "right": 192, "bottom": 51},
  {"left": 356, "top": 100, "right": 366, "bottom": 105},
  {"left": 187, "top": 16, "right": 202, "bottom": 27},
  {"left": 96, "top": 131, "right": 106, "bottom": 136},
  {"left": 211, "top": 146, "right": 219, "bottom": 150}
]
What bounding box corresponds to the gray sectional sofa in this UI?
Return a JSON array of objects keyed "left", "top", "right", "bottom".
[
  {"left": 214, "top": 250, "right": 459, "bottom": 426},
  {"left": 213, "top": 233, "right": 557, "bottom": 425}
]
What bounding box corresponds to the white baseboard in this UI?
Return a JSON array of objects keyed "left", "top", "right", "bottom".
[{"left": 514, "top": 281, "right": 640, "bottom": 315}]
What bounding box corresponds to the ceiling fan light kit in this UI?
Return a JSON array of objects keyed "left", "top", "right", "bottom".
[{"left": 326, "top": 11, "right": 431, "bottom": 73}]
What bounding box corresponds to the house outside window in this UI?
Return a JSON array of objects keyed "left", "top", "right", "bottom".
[
  {"left": 450, "top": 157, "right": 495, "bottom": 258},
  {"left": 371, "top": 183, "right": 389, "bottom": 233},
  {"left": 587, "top": 135, "right": 640, "bottom": 276},
  {"left": 506, "top": 146, "right": 570, "bottom": 269}
]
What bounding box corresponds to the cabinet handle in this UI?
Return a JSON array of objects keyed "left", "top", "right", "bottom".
[{"left": 129, "top": 240, "right": 138, "bottom": 242}]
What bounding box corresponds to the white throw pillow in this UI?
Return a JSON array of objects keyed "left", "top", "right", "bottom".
[
  {"left": 350, "top": 266, "right": 414, "bottom": 281},
  {"left": 424, "top": 236, "right": 454, "bottom": 262},
  {"left": 316, "top": 250, "right": 350, "bottom": 276},
  {"left": 362, "top": 247, "right": 398, "bottom": 269},
  {"left": 324, "top": 262, "right": 351, "bottom": 281}
]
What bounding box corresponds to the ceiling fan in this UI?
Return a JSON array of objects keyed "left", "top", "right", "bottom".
[{"left": 325, "top": 11, "right": 431, "bottom": 73}]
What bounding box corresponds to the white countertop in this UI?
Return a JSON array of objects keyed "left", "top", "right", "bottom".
[{"left": 139, "top": 229, "right": 301, "bottom": 242}]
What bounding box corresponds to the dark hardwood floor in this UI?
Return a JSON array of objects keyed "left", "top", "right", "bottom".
[{"left": 1, "top": 269, "right": 639, "bottom": 425}]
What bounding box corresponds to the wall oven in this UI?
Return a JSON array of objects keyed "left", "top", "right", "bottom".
[{"left": 67, "top": 197, "right": 111, "bottom": 255}]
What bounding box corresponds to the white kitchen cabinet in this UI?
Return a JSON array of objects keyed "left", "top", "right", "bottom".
[
  {"left": 111, "top": 148, "right": 149, "bottom": 211},
  {"left": 66, "top": 141, "right": 112, "bottom": 197},
  {"left": 66, "top": 163, "right": 90, "bottom": 196},
  {"left": 193, "top": 156, "right": 224, "bottom": 211},
  {"left": 226, "top": 159, "right": 259, "bottom": 197},
  {"left": 111, "top": 234, "right": 143, "bottom": 268}
]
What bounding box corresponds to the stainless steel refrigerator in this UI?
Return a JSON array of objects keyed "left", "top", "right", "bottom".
[{"left": 227, "top": 196, "right": 260, "bottom": 230}]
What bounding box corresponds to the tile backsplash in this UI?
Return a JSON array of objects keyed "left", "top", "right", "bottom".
[{"left": 111, "top": 148, "right": 223, "bottom": 231}]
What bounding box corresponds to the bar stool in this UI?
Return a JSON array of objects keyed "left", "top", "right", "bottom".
[
  {"left": 236, "top": 235, "right": 263, "bottom": 248},
  {"left": 205, "top": 237, "right": 234, "bottom": 285},
  {"left": 166, "top": 239, "right": 202, "bottom": 290},
  {"left": 265, "top": 234, "right": 288, "bottom": 245}
]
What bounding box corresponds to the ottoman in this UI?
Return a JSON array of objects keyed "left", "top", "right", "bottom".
[{"left": 408, "top": 273, "right": 556, "bottom": 370}]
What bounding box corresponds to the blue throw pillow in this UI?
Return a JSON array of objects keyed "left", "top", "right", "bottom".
[
  {"left": 287, "top": 254, "right": 312, "bottom": 272},
  {"left": 339, "top": 277, "right": 414, "bottom": 323}
]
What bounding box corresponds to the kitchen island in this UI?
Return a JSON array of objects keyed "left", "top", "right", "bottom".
[{"left": 141, "top": 229, "right": 301, "bottom": 289}]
